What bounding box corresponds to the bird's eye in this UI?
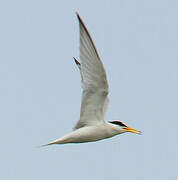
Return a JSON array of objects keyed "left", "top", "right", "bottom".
[{"left": 109, "top": 121, "right": 127, "bottom": 127}]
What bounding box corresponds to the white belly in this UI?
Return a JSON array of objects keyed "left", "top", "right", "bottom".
[{"left": 61, "top": 124, "right": 118, "bottom": 143}]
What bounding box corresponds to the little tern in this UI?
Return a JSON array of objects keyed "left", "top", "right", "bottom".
[{"left": 42, "top": 13, "right": 141, "bottom": 146}]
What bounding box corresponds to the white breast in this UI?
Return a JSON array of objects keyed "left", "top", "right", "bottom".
[{"left": 61, "top": 123, "right": 119, "bottom": 143}]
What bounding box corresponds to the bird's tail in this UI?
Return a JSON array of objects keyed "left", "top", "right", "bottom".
[
  {"left": 39, "top": 141, "right": 56, "bottom": 148},
  {"left": 39, "top": 138, "right": 67, "bottom": 147}
]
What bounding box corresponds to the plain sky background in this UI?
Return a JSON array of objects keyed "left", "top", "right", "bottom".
[{"left": 0, "top": 0, "right": 177, "bottom": 179}]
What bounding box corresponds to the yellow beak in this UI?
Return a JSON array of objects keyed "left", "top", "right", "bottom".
[{"left": 125, "top": 126, "right": 141, "bottom": 134}]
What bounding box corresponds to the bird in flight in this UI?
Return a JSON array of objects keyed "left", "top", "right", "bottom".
[{"left": 42, "top": 13, "right": 141, "bottom": 146}]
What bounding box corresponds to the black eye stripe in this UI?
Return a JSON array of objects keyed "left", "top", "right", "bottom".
[{"left": 109, "top": 121, "right": 127, "bottom": 127}]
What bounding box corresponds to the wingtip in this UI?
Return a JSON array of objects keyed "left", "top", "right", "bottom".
[
  {"left": 76, "top": 12, "right": 83, "bottom": 25},
  {"left": 73, "top": 57, "right": 81, "bottom": 65},
  {"left": 76, "top": 12, "right": 80, "bottom": 19}
]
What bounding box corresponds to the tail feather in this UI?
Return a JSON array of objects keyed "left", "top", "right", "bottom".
[
  {"left": 39, "top": 138, "right": 66, "bottom": 147},
  {"left": 39, "top": 142, "right": 56, "bottom": 148}
]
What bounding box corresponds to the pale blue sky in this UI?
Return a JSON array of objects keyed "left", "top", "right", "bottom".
[{"left": 0, "top": 0, "right": 177, "bottom": 179}]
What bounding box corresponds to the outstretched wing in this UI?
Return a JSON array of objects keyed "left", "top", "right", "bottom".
[{"left": 73, "top": 13, "right": 109, "bottom": 130}]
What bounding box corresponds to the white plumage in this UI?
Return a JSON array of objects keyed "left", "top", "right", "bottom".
[{"left": 42, "top": 13, "right": 140, "bottom": 147}]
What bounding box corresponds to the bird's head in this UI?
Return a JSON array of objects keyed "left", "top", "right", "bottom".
[{"left": 109, "top": 120, "right": 141, "bottom": 134}]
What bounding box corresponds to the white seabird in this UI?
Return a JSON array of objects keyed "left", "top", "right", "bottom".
[{"left": 42, "top": 13, "right": 141, "bottom": 146}]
